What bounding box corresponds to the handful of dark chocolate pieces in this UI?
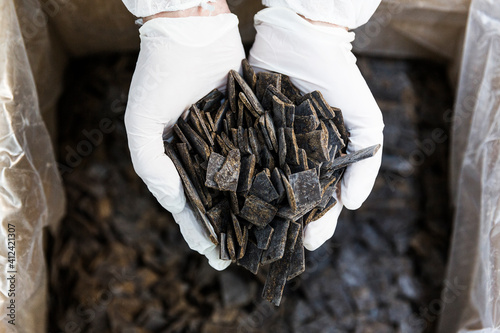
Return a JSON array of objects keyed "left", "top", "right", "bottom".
[{"left": 165, "top": 59, "right": 380, "bottom": 306}]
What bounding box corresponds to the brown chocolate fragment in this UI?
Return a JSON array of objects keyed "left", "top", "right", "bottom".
[
  {"left": 270, "top": 168, "right": 286, "bottom": 204},
  {"left": 231, "top": 70, "right": 264, "bottom": 116},
  {"left": 205, "top": 152, "right": 225, "bottom": 189},
  {"left": 280, "top": 74, "right": 302, "bottom": 104},
  {"left": 265, "top": 112, "right": 278, "bottom": 152},
  {"left": 284, "top": 128, "right": 300, "bottom": 165},
  {"left": 262, "top": 220, "right": 301, "bottom": 306},
  {"left": 242, "top": 59, "right": 257, "bottom": 91},
  {"left": 289, "top": 169, "right": 321, "bottom": 209},
  {"left": 220, "top": 233, "right": 230, "bottom": 260},
  {"left": 206, "top": 200, "right": 230, "bottom": 237},
  {"left": 249, "top": 170, "right": 279, "bottom": 203},
  {"left": 327, "top": 144, "right": 381, "bottom": 171},
  {"left": 253, "top": 224, "right": 274, "bottom": 250},
  {"left": 177, "top": 118, "right": 211, "bottom": 161},
  {"left": 278, "top": 128, "right": 287, "bottom": 167},
  {"left": 261, "top": 218, "right": 290, "bottom": 265},
  {"left": 164, "top": 143, "right": 205, "bottom": 215},
  {"left": 256, "top": 72, "right": 281, "bottom": 101},
  {"left": 239, "top": 195, "right": 278, "bottom": 228},
  {"left": 191, "top": 104, "right": 214, "bottom": 146},
  {"left": 296, "top": 130, "right": 330, "bottom": 163},
  {"left": 280, "top": 171, "right": 297, "bottom": 212},
  {"left": 229, "top": 191, "right": 239, "bottom": 215},
  {"left": 287, "top": 220, "right": 305, "bottom": 280},
  {"left": 213, "top": 100, "right": 229, "bottom": 133},
  {"left": 173, "top": 124, "right": 192, "bottom": 151},
  {"left": 237, "top": 154, "right": 256, "bottom": 193},
  {"left": 214, "top": 149, "right": 241, "bottom": 192},
  {"left": 238, "top": 226, "right": 249, "bottom": 259},
  {"left": 237, "top": 241, "right": 262, "bottom": 274}
]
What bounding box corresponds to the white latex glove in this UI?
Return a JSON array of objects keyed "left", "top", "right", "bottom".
[
  {"left": 249, "top": 7, "right": 384, "bottom": 251},
  {"left": 125, "top": 13, "right": 244, "bottom": 270}
]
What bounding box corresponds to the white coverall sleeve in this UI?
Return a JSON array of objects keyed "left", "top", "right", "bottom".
[
  {"left": 262, "top": 0, "right": 381, "bottom": 29},
  {"left": 121, "top": 0, "right": 218, "bottom": 17}
]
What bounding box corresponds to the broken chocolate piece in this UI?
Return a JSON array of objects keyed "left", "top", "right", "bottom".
[
  {"left": 239, "top": 195, "right": 278, "bottom": 228},
  {"left": 261, "top": 218, "right": 291, "bottom": 265},
  {"left": 237, "top": 241, "right": 262, "bottom": 274},
  {"left": 214, "top": 149, "right": 241, "bottom": 192},
  {"left": 254, "top": 224, "right": 274, "bottom": 250},
  {"left": 249, "top": 170, "right": 279, "bottom": 203}
]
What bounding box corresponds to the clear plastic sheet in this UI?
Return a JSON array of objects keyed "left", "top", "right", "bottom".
[
  {"left": 438, "top": 0, "right": 500, "bottom": 331},
  {"left": 0, "top": 0, "right": 496, "bottom": 331},
  {"left": 0, "top": 0, "right": 65, "bottom": 332}
]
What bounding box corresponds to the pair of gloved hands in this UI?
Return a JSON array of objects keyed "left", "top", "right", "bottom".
[{"left": 125, "top": 6, "right": 384, "bottom": 270}]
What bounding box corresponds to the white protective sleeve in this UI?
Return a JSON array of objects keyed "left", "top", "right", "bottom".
[{"left": 121, "top": 0, "right": 381, "bottom": 30}]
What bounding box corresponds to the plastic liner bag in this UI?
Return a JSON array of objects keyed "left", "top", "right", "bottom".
[
  {"left": 437, "top": 0, "right": 500, "bottom": 332},
  {"left": 0, "top": 0, "right": 65, "bottom": 332}
]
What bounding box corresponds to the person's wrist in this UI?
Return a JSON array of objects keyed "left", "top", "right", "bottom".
[{"left": 144, "top": 1, "right": 230, "bottom": 22}]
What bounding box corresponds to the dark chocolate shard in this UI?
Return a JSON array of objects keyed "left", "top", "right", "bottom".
[
  {"left": 294, "top": 100, "right": 320, "bottom": 133},
  {"left": 220, "top": 233, "right": 230, "bottom": 260},
  {"left": 284, "top": 128, "right": 300, "bottom": 165},
  {"left": 331, "top": 106, "right": 349, "bottom": 146},
  {"left": 237, "top": 99, "right": 245, "bottom": 128},
  {"left": 298, "top": 149, "right": 308, "bottom": 171},
  {"left": 194, "top": 205, "right": 219, "bottom": 245},
  {"left": 205, "top": 152, "right": 225, "bottom": 189},
  {"left": 238, "top": 126, "right": 252, "bottom": 155},
  {"left": 261, "top": 218, "right": 290, "bottom": 265},
  {"left": 213, "top": 100, "right": 229, "bottom": 133},
  {"left": 225, "top": 110, "right": 235, "bottom": 132},
  {"left": 287, "top": 220, "right": 305, "bottom": 280},
  {"left": 242, "top": 59, "right": 257, "bottom": 91},
  {"left": 237, "top": 154, "right": 256, "bottom": 193},
  {"left": 254, "top": 224, "right": 274, "bottom": 250},
  {"left": 262, "top": 220, "right": 300, "bottom": 306},
  {"left": 327, "top": 144, "right": 381, "bottom": 171},
  {"left": 248, "top": 127, "right": 261, "bottom": 164},
  {"left": 177, "top": 117, "right": 211, "bottom": 161},
  {"left": 276, "top": 194, "right": 322, "bottom": 221},
  {"left": 296, "top": 130, "right": 329, "bottom": 163},
  {"left": 249, "top": 170, "right": 279, "bottom": 203},
  {"left": 262, "top": 84, "right": 292, "bottom": 111},
  {"left": 164, "top": 143, "right": 205, "bottom": 214},
  {"left": 231, "top": 212, "right": 244, "bottom": 247},
  {"left": 220, "top": 132, "right": 237, "bottom": 151},
  {"left": 311, "top": 90, "right": 335, "bottom": 119},
  {"left": 188, "top": 107, "right": 209, "bottom": 142},
  {"left": 271, "top": 168, "right": 286, "bottom": 204},
  {"left": 231, "top": 70, "right": 264, "bottom": 116},
  {"left": 259, "top": 115, "right": 274, "bottom": 151},
  {"left": 192, "top": 104, "right": 214, "bottom": 146},
  {"left": 280, "top": 171, "right": 297, "bottom": 212},
  {"left": 237, "top": 240, "right": 262, "bottom": 274},
  {"left": 323, "top": 119, "right": 345, "bottom": 155},
  {"left": 205, "top": 112, "right": 215, "bottom": 132},
  {"left": 278, "top": 128, "right": 287, "bottom": 168},
  {"left": 271, "top": 95, "right": 286, "bottom": 129},
  {"left": 317, "top": 183, "right": 337, "bottom": 210},
  {"left": 280, "top": 74, "right": 302, "bottom": 104},
  {"left": 256, "top": 72, "right": 281, "bottom": 101},
  {"left": 173, "top": 124, "right": 192, "bottom": 151},
  {"left": 228, "top": 71, "right": 238, "bottom": 113},
  {"left": 214, "top": 149, "right": 241, "bottom": 192},
  {"left": 239, "top": 92, "right": 259, "bottom": 119},
  {"left": 206, "top": 200, "right": 231, "bottom": 237},
  {"left": 197, "top": 88, "right": 224, "bottom": 114},
  {"left": 312, "top": 196, "right": 337, "bottom": 222},
  {"left": 231, "top": 128, "right": 239, "bottom": 148},
  {"left": 229, "top": 191, "right": 239, "bottom": 215},
  {"left": 289, "top": 169, "right": 321, "bottom": 209},
  {"left": 177, "top": 143, "right": 209, "bottom": 207},
  {"left": 239, "top": 195, "right": 278, "bottom": 228},
  {"left": 227, "top": 228, "right": 237, "bottom": 262},
  {"left": 285, "top": 104, "right": 295, "bottom": 128},
  {"left": 238, "top": 226, "right": 249, "bottom": 259},
  {"left": 260, "top": 145, "right": 275, "bottom": 171},
  {"left": 265, "top": 112, "right": 278, "bottom": 152}
]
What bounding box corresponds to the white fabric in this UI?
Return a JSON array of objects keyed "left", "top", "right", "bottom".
[
  {"left": 122, "top": 0, "right": 217, "bottom": 17},
  {"left": 121, "top": 0, "right": 381, "bottom": 29},
  {"left": 263, "top": 0, "right": 381, "bottom": 29},
  {"left": 249, "top": 7, "right": 384, "bottom": 250},
  {"left": 125, "top": 13, "right": 244, "bottom": 269}
]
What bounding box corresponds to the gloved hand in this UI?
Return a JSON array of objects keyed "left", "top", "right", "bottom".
[
  {"left": 249, "top": 7, "right": 384, "bottom": 250},
  {"left": 125, "top": 11, "right": 245, "bottom": 270}
]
